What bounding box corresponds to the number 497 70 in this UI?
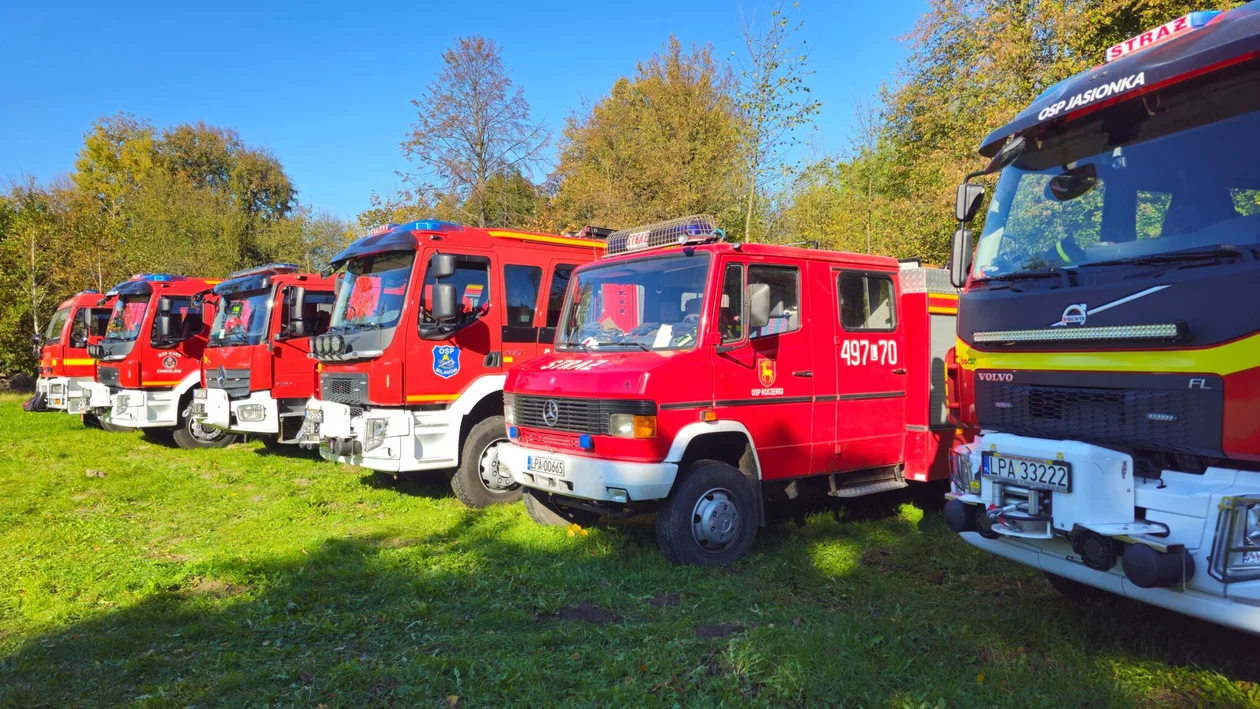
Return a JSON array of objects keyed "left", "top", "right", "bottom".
[{"left": 840, "top": 339, "right": 898, "bottom": 366}]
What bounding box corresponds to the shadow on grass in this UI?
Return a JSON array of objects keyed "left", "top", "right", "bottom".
[{"left": 359, "top": 470, "right": 455, "bottom": 500}]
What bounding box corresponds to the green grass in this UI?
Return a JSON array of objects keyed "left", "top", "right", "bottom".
[{"left": 0, "top": 395, "right": 1257, "bottom": 708}]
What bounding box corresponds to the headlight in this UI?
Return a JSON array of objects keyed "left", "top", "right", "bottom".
[
  {"left": 1209, "top": 495, "right": 1260, "bottom": 583},
  {"left": 238, "top": 404, "right": 266, "bottom": 422},
  {"left": 950, "top": 443, "right": 979, "bottom": 495},
  {"left": 609, "top": 414, "right": 656, "bottom": 439},
  {"left": 364, "top": 418, "right": 388, "bottom": 452},
  {"left": 331, "top": 335, "right": 345, "bottom": 354},
  {"left": 504, "top": 393, "right": 516, "bottom": 425},
  {"left": 114, "top": 395, "right": 131, "bottom": 412},
  {"left": 194, "top": 388, "right": 207, "bottom": 399}
]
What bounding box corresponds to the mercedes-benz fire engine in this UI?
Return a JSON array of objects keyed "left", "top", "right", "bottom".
[
  {"left": 191, "top": 264, "right": 334, "bottom": 449},
  {"left": 942, "top": 4, "right": 1260, "bottom": 635},
  {"left": 77, "top": 274, "right": 230, "bottom": 449},
  {"left": 299, "top": 221, "right": 604, "bottom": 507},
  {"left": 30, "top": 290, "right": 114, "bottom": 416},
  {"left": 497, "top": 216, "right": 969, "bottom": 565}
]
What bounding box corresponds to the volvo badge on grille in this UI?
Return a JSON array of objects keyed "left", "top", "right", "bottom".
[
  {"left": 1060, "top": 303, "right": 1088, "bottom": 326},
  {"left": 542, "top": 400, "right": 560, "bottom": 427}
]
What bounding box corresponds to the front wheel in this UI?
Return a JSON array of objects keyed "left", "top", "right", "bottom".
[
  {"left": 523, "top": 488, "right": 600, "bottom": 526},
  {"left": 172, "top": 414, "right": 237, "bottom": 450},
  {"left": 655, "top": 460, "right": 758, "bottom": 566},
  {"left": 450, "top": 416, "right": 520, "bottom": 507}
]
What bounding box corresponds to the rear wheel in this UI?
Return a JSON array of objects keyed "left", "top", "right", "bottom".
[
  {"left": 261, "top": 435, "right": 288, "bottom": 453},
  {"left": 98, "top": 418, "right": 128, "bottom": 433},
  {"left": 655, "top": 460, "right": 758, "bottom": 566},
  {"left": 523, "top": 488, "right": 600, "bottom": 526},
  {"left": 451, "top": 416, "right": 520, "bottom": 507},
  {"left": 141, "top": 428, "right": 175, "bottom": 444},
  {"left": 172, "top": 414, "right": 237, "bottom": 449}
]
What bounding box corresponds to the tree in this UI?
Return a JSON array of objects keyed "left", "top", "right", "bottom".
[
  {"left": 733, "top": 1, "right": 821, "bottom": 241},
  {"left": 552, "top": 37, "right": 746, "bottom": 233},
  {"left": 401, "top": 36, "right": 549, "bottom": 228}
]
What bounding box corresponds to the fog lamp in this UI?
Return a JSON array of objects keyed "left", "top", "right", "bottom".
[{"left": 238, "top": 404, "right": 266, "bottom": 422}]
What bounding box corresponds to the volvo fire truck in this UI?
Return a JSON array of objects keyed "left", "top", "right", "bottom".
[
  {"left": 190, "top": 264, "right": 334, "bottom": 448},
  {"left": 30, "top": 290, "right": 114, "bottom": 416},
  {"left": 497, "top": 216, "right": 968, "bottom": 565},
  {"left": 300, "top": 221, "right": 604, "bottom": 507},
  {"left": 942, "top": 4, "right": 1260, "bottom": 635},
  {"left": 78, "top": 274, "right": 231, "bottom": 449}
]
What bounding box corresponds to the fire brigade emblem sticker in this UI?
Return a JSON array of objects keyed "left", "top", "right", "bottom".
[
  {"left": 752, "top": 357, "right": 783, "bottom": 397},
  {"left": 432, "top": 345, "right": 460, "bottom": 379}
]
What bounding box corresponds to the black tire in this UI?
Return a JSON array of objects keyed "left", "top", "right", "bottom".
[
  {"left": 523, "top": 488, "right": 600, "bottom": 526},
  {"left": 1044, "top": 572, "right": 1111, "bottom": 602},
  {"left": 655, "top": 459, "right": 758, "bottom": 566},
  {"left": 141, "top": 428, "right": 175, "bottom": 444},
  {"left": 172, "top": 413, "right": 237, "bottom": 450},
  {"left": 450, "top": 416, "right": 519, "bottom": 508},
  {"left": 261, "top": 435, "right": 288, "bottom": 453},
  {"left": 98, "top": 417, "right": 128, "bottom": 433}
]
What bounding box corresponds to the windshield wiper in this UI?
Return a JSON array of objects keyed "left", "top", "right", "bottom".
[
  {"left": 608, "top": 341, "right": 650, "bottom": 351},
  {"left": 563, "top": 338, "right": 592, "bottom": 352},
  {"left": 345, "top": 320, "right": 383, "bottom": 331},
  {"left": 973, "top": 267, "right": 1071, "bottom": 286},
  {"left": 1078, "top": 245, "right": 1257, "bottom": 269}
]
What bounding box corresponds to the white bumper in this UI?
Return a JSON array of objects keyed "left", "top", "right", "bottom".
[
  {"left": 951, "top": 432, "right": 1260, "bottom": 635},
  {"left": 100, "top": 387, "right": 180, "bottom": 429},
  {"left": 302, "top": 399, "right": 461, "bottom": 473},
  {"left": 37, "top": 376, "right": 92, "bottom": 412},
  {"left": 499, "top": 442, "right": 678, "bottom": 502},
  {"left": 78, "top": 381, "right": 114, "bottom": 412},
  {"left": 193, "top": 388, "right": 280, "bottom": 435}
]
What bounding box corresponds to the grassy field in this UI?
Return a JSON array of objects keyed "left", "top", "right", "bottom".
[{"left": 0, "top": 396, "right": 1258, "bottom": 708}]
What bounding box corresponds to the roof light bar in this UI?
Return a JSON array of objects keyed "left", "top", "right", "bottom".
[
  {"left": 227, "top": 263, "right": 299, "bottom": 280},
  {"left": 366, "top": 220, "right": 465, "bottom": 238},
  {"left": 1106, "top": 11, "right": 1222, "bottom": 62},
  {"left": 605, "top": 215, "right": 722, "bottom": 257},
  {"left": 973, "top": 323, "right": 1182, "bottom": 343}
]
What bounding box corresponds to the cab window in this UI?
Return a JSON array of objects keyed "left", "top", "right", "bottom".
[
  {"left": 748, "top": 265, "right": 800, "bottom": 339},
  {"left": 839, "top": 273, "right": 896, "bottom": 331},
  {"left": 504, "top": 265, "right": 543, "bottom": 326},
  {"left": 280, "top": 288, "right": 334, "bottom": 338},
  {"left": 545, "top": 264, "right": 577, "bottom": 329},
  {"left": 719, "top": 263, "right": 743, "bottom": 343},
  {"left": 420, "top": 255, "right": 492, "bottom": 326}
]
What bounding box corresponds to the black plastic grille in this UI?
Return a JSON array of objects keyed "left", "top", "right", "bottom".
[
  {"left": 977, "top": 382, "right": 1222, "bottom": 457},
  {"left": 321, "top": 373, "right": 369, "bottom": 406},
  {"left": 97, "top": 366, "right": 120, "bottom": 393},
  {"left": 514, "top": 396, "right": 655, "bottom": 435},
  {"left": 205, "top": 367, "right": 252, "bottom": 400}
]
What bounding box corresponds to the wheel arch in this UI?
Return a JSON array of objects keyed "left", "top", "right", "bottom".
[
  {"left": 666, "top": 422, "right": 764, "bottom": 526},
  {"left": 448, "top": 375, "right": 507, "bottom": 455}
]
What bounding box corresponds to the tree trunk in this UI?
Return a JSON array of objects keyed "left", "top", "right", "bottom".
[{"left": 744, "top": 169, "right": 758, "bottom": 242}]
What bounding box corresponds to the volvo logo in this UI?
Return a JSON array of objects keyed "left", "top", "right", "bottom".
[
  {"left": 977, "top": 372, "right": 1014, "bottom": 382},
  {"left": 216, "top": 366, "right": 227, "bottom": 387},
  {"left": 542, "top": 400, "right": 560, "bottom": 427},
  {"left": 1060, "top": 303, "right": 1088, "bottom": 326}
]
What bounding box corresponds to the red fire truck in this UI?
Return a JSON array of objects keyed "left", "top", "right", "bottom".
[
  {"left": 497, "top": 216, "right": 968, "bottom": 565},
  {"left": 190, "top": 264, "right": 335, "bottom": 448},
  {"left": 78, "top": 274, "right": 230, "bottom": 448},
  {"left": 30, "top": 290, "right": 115, "bottom": 417},
  {"left": 299, "top": 220, "right": 605, "bottom": 506}
]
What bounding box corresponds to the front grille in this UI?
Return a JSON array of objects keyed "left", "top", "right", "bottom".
[
  {"left": 520, "top": 428, "right": 582, "bottom": 450},
  {"left": 97, "top": 366, "right": 120, "bottom": 393},
  {"left": 515, "top": 395, "right": 655, "bottom": 435},
  {"left": 977, "top": 381, "right": 1223, "bottom": 457},
  {"left": 205, "top": 367, "right": 252, "bottom": 400},
  {"left": 321, "top": 373, "right": 369, "bottom": 406}
]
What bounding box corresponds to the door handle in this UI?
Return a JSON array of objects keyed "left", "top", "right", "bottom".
[
  {"left": 892, "top": 368, "right": 907, "bottom": 375},
  {"left": 792, "top": 370, "right": 813, "bottom": 378}
]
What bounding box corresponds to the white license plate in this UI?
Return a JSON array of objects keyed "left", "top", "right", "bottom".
[
  {"left": 982, "top": 452, "right": 1072, "bottom": 493},
  {"left": 527, "top": 455, "right": 565, "bottom": 477}
]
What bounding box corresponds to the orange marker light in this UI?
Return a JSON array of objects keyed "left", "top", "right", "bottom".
[{"left": 701, "top": 409, "right": 717, "bottom": 422}]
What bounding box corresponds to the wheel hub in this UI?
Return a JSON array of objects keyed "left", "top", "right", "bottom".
[
  {"left": 479, "top": 438, "right": 515, "bottom": 491},
  {"left": 189, "top": 419, "right": 222, "bottom": 442},
  {"left": 691, "top": 488, "right": 740, "bottom": 553}
]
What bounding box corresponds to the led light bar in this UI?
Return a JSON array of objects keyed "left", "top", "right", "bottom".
[
  {"left": 973, "top": 323, "right": 1182, "bottom": 343},
  {"left": 605, "top": 215, "right": 722, "bottom": 257},
  {"left": 227, "top": 263, "right": 299, "bottom": 280}
]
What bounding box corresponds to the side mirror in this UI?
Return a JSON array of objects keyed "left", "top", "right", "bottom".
[
  {"left": 430, "top": 252, "right": 457, "bottom": 280},
  {"left": 157, "top": 296, "right": 174, "bottom": 314},
  {"left": 950, "top": 227, "right": 974, "bottom": 288},
  {"left": 955, "top": 183, "right": 986, "bottom": 223},
  {"left": 286, "top": 286, "right": 307, "bottom": 337},
  {"left": 431, "top": 283, "right": 458, "bottom": 322},
  {"left": 155, "top": 313, "right": 175, "bottom": 339},
  {"left": 746, "top": 283, "right": 771, "bottom": 331}
]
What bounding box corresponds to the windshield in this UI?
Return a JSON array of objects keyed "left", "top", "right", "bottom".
[
  {"left": 210, "top": 290, "right": 272, "bottom": 347},
  {"left": 331, "top": 251, "right": 414, "bottom": 331},
  {"left": 974, "top": 68, "right": 1260, "bottom": 279},
  {"left": 105, "top": 296, "right": 149, "bottom": 342},
  {"left": 558, "top": 254, "right": 709, "bottom": 351},
  {"left": 42, "top": 306, "right": 71, "bottom": 344}
]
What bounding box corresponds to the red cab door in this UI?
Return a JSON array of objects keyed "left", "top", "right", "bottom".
[{"left": 271, "top": 287, "right": 334, "bottom": 399}]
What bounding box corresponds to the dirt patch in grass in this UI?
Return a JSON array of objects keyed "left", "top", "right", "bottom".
[
  {"left": 695, "top": 623, "right": 742, "bottom": 638},
  {"left": 554, "top": 603, "right": 621, "bottom": 625},
  {"left": 650, "top": 592, "right": 680, "bottom": 608},
  {"left": 184, "top": 577, "right": 245, "bottom": 598}
]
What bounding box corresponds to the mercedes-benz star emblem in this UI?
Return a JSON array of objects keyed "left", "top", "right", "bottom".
[
  {"left": 216, "top": 366, "right": 227, "bottom": 387},
  {"left": 542, "top": 400, "right": 560, "bottom": 427}
]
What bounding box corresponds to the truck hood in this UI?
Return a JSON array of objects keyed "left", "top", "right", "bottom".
[{"left": 510, "top": 349, "right": 700, "bottom": 398}]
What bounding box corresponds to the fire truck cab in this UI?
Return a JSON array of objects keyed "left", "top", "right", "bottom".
[
  {"left": 191, "top": 264, "right": 334, "bottom": 448},
  {"left": 942, "top": 4, "right": 1260, "bottom": 635},
  {"left": 31, "top": 290, "right": 114, "bottom": 414},
  {"left": 497, "top": 216, "right": 968, "bottom": 565},
  {"left": 300, "top": 220, "right": 604, "bottom": 507},
  {"left": 78, "top": 274, "right": 232, "bottom": 449}
]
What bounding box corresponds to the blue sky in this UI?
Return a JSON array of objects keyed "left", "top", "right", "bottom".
[{"left": 0, "top": 0, "right": 925, "bottom": 221}]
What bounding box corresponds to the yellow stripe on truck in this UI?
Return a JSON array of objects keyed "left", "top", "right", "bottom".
[
  {"left": 406, "top": 394, "right": 458, "bottom": 403},
  {"left": 956, "top": 335, "right": 1260, "bottom": 376},
  {"left": 63, "top": 358, "right": 96, "bottom": 365},
  {"left": 487, "top": 230, "right": 607, "bottom": 249}
]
